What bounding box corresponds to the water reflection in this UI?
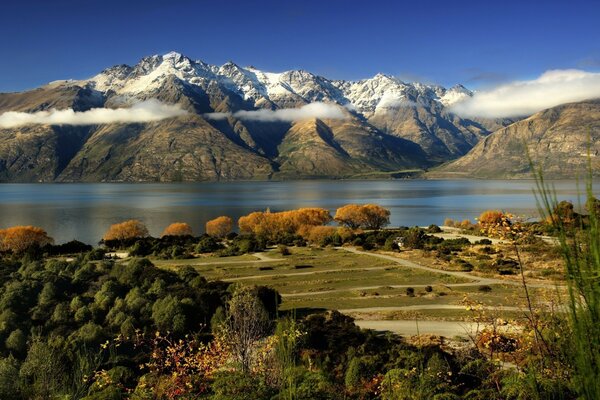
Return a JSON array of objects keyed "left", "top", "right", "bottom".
[{"left": 0, "top": 180, "right": 595, "bottom": 244}]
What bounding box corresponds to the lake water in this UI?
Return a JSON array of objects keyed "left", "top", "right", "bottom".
[{"left": 0, "top": 180, "right": 595, "bottom": 244}]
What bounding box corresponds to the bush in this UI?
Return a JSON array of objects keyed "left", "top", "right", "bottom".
[
  {"left": 427, "top": 224, "right": 442, "bottom": 233},
  {"left": 425, "top": 285, "right": 433, "bottom": 293},
  {"left": 278, "top": 244, "right": 291, "bottom": 256},
  {"left": 361, "top": 241, "right": 375, "bottom": 250},
  {"left": 85, "top": 248, "right": 106, "bottom": 261},
  {"left": 403, "top": 227, "right": 427, "bottom": 249},
  {"left": 384, "top": 237, "right": 399, "bottom": 251},
  {"left": 195, "top": 235, "right": 221, "bottom": 253},
  {"left": 45, "top": 240, "right": 92, "bottom": 255},
  {"left": 406, "top": 287, "right": 415, "bottom": 296},
  {"left": 211, "top": 371, "right": 275, "bottom": 400},
  {"left": 478, "top": 285, "right": 492, "bottom": 292},
  {"left": 443, "top": 218, "right": 456, "bottom": 227}
]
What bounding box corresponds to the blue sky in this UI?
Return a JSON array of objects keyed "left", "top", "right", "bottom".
[{"left": 1, "top": 0, "right": 599, "bottom": 92}]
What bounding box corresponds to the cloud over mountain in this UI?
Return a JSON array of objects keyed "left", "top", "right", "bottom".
[
  {"left": 450, "top": 69, "right": 600, "bottom": 118},
  {"left": 204, "top": 102, "right": 347, "bottom": 122},
  {"left": 0, "top": 99, "right": 187, "bottom": 128}
]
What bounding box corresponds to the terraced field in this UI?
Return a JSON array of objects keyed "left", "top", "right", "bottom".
[{"left": 155, "top": 246, "right": 559, "bottom": 338}]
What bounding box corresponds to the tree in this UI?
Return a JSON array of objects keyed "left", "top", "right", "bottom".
[
  {"left": 0, "top": 226, "right": 54, "bottom": 254},
  {"left": 206, "top": 216, "right": 233, "bottom": 238},
  {"left": 361, "top": 204, "right": 390, "bottom": 230},
  {"left": 0, "top": 356, "right": 20, "bottom": 399},
  {"left": 477, "top": 210, "right": 505, "bottom": 227},
  {"left": 102, "top": 220, "right": 149, "bottom": 241},
  {"left": 334, "top": 205, "right": 364, "bottom": 229},
  {"left": 19, "top": 338, "right": 66, "bottom": 399},
  {"left": 5, "top": 329, "right": 26, "bottom": 354},
  {"left": 334, "top": 204, "right": 390, "bottom": 230},
  {"left": 302, "top": 226, "right": 337, "bottom": 246},
  {"left": 221, "top": 286, "right": 270, "bottom": 372},
  {"left": 291, "top": 208, "right": 332, "bottom": 227},
  {"left": 238, "top": 208, "right": 331, "bottom": 241},
  {"left": 151, "top": 295, "right": 187, "bottom": 334},
  {"left": 161, "top": 222, "right": 193, "bottom": 237}
]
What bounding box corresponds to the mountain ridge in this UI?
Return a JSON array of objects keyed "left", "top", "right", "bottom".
[{"left": 0, "top": 51, "right": 541, "bottom": 182}]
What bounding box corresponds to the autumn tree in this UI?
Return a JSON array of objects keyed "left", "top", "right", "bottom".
[
  {"left": 237, "top": 208, "right": 331, "bottom": 241},
  {"left": 478, "top": 210, "right": 505, "bottom": 228},
  {"left": 291, "top": 208, "right": 332, "bottom": 227},
  {"left": 303, "top": 226, "right": 337, "bottom": 246},
  {"left": 238, "top": 212, "right": 267, "bottom": 235},
  {"left": 206, "top": 216, "right": 233, "bottom": 238},
  {"left": 334, "top": 205, "right": 363, "bottom": 229},
  {"left": 0, "top": 226, "right": 54, "bottom": 253},
  {"left": 102, "top": 220, "right": 149, "bottom": 242},
  {"left": 334, "top": 204, "right": 390, "bottom": 230},
  {"left": 361, "top": 204, "right": 391, "bottom": 230},
  {"left": 161, "top": 222, "right": 193, "bottom": 237}
]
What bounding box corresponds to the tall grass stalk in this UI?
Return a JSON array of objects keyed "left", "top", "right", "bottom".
[
  {"left": 275, "top": 316, "right": 300, "bottom": 400},
  {"left": 533, "top": 165, "right": 600, "bottom": 399}
]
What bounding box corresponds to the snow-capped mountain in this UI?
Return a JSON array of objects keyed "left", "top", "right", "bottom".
[
  {"left": 0, "top": 52, "right": 513, "bottom": 182},
  {"left": 84, "top": 51, "right": 470, "bottom": 114}
]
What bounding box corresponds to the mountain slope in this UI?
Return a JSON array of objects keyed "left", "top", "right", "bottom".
[
  {"left": 57, "top": 115, "right": 274, "bottom": 182},
  {"left": 0, "top": 51, "right": 519, "bottom": 182},
  {"left": 428, "top": 100, "right": 600, "bottom": 179}
]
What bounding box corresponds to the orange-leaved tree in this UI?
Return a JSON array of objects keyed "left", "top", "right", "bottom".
[
  {"left": 333, "top": 204, "right": 363, "bottom": 229},
  {"left": 103, "top": 220, "right": 149, "bottom": 241},
  {"left": 361, "top": 204, "right": 391, "bottom": 230},
  {"left": 290, "top": 208, "right": 332, "bottom": 227},
  {"left": 206, "top": 216, "right": 233, "bottom": 238},
  {"left": 237, "top": 208, "right": 331, "bottom": 241},
  {"left": 478, "top": 210, "right": 505, "bottom": 228},
  {"left": 161, "top": 222, "right": 193, "bottom": 237},
  {"left": 334, "top": 204, "right": 390, "bottom": 230},
  {"left": 303, "top": 225, "right": 337, "bottom": 245},
  {"left": 0, "top": 226, "right": 54, "bottom": 253}
]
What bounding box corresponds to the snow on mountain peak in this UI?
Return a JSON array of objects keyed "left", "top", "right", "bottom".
[{"left": 81, "top": 51, "right": 470, "bottom": 114}]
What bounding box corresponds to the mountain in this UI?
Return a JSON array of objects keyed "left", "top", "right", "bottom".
[
  {"left": 428, "top": 99, "right": 600, "bottom": 179},
  {"left": 0, "top": 51, "right": 509, "bottom": 182}
]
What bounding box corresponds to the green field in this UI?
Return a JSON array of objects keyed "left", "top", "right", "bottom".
[{"left": 154, "top": 247, "right": 551, "bottom": 320}]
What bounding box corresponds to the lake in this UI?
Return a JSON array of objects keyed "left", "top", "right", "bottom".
[{"left": 0, "top": 180, "right": 595, "bottom": 244}]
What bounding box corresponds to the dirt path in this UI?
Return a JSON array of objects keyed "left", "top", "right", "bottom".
[
  {"left": 354, "top": 319, "right": 478, "bottom": 337},
  {"left": 214, "top": 247, "right": 558, "bottom": 291},
  {"left": 226, "top": 266, "right": 391, "bottom": 281},
  {"left": 160, "top": 252, "right": 284, "bottom": 267},
  {"left": 338, "top": 247, "right": 560, "bottom": 290},
  {"left": 282, "top": 281, "right": 486, "bottom": 298},
  {"left": 432, "top": 232, "right": 503, "bottom": 244},
  {"left": 340, "top": 304, "right": 523, "bottom": 313}
]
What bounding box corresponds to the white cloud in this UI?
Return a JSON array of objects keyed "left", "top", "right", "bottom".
[
  {"left": 0, "top": 99, "right": 187, "bottom": 128},
  {"left": 377, "top": 98, "right": 418, "bottom": 109},
  {"left": 204, "top": 102, "right": 347, "bottom": 122},
  {"left": 450, "top": 69, "right": 600, "bottom": 118}
]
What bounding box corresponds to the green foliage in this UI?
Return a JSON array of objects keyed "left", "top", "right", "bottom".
[
  {"left": 5, "top": 329, "right": 26, "bottom": 354},
  {"left": 151, "top": 295, "right": 187, "bottom": 334},
  {"left": 196, "top": 234, "right": 222, "bottom": 253},
  {"left": 0, "top": 355, "right": 21, "bottom": 399},
  {"left": 0, "top": 251, "right": 231, "bottom": 396},
  {"left": 535, "top": 173, "right": 600, "bottom": 399},
  {"left": 211, "top": 370, "right": 276, "bottom": 400},
  {"left": 344, "top": 355, "right": 377, "bottom": 390},
  {"left": 19, "top": 337, "right": 67, "bottom": 399}
]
